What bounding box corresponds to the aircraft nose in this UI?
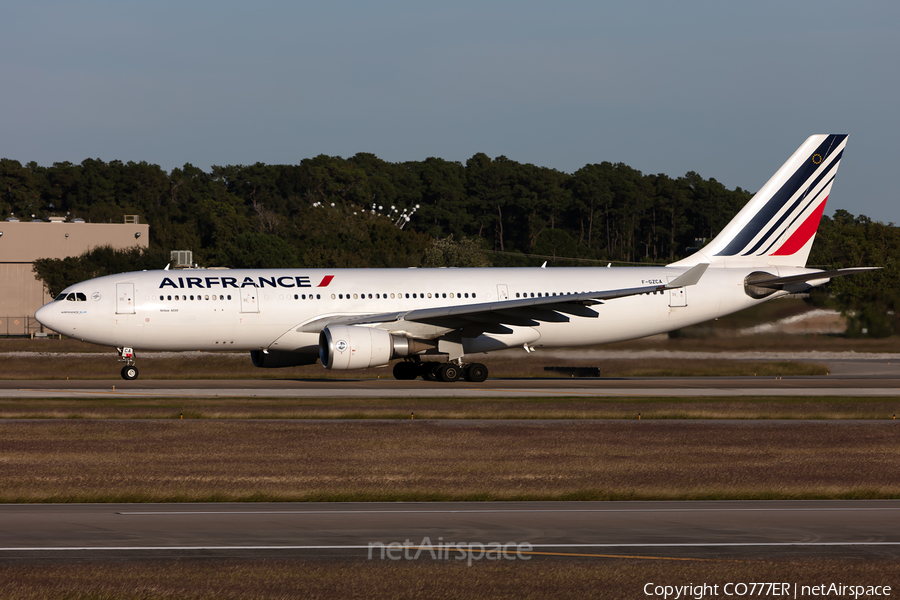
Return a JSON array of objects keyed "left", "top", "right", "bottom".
[{"left": 35, "top": 303, "right": 62, "bottom": 333}]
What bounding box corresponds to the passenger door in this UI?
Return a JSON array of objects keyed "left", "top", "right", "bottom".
[
  {"left": 116, "top": 283, "right": 135, "bottom": 314},
  {"left": 666, "top": 277, "right": 688, "bottom": 307},
  {"left": 241, "top": 285, "right": 259, "bottom": 313}
]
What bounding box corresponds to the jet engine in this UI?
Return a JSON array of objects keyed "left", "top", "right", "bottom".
[
  {"left": 250, "top": 349, "right": 319, "bottom": 368},
  {"left": 319, "top": 325, "right": 423, "bottom": 370}
]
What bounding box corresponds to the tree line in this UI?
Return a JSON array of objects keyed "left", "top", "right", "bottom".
[
  {"left": 2, "top": 154, "right": 754, "bottom": 267},
  {"left": 3, "top": 154, "right": 897, "bottom": 336}
]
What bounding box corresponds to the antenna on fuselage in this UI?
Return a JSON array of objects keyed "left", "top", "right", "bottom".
[{"left": 164, "top": 263, "right": 170, "bottom": 271}]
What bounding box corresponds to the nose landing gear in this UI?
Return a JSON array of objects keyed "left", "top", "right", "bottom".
[{"left": 117, "top": 347, "right": 139, "bottom": 380}]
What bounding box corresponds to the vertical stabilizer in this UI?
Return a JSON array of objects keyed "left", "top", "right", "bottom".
[{"left": 671, "top": 135, "right": 847, "bottom": 268}]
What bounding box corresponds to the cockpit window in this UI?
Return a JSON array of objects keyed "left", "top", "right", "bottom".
[
  {"left": 66, "top": 294, "right": 76, "bottom": 301},
  {"left": 55, "top": 293, "right": 67, "bottom": 301},
  {"left": 76, "top": 292, "right": 87, "bottom": 302},
  {"left": 58, "top": 292, "right": 87, "bottom": 302}
]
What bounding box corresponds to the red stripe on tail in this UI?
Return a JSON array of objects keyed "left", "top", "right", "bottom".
[{"left": 771, "top": 197, "right": 828, "bottom": 256}]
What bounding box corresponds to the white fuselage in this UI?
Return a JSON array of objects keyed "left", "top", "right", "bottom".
[{"left": 35, "top": 265, "right": 805, "bottom": 359}]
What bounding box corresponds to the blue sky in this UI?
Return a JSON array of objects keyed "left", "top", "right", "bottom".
[{"left": 3, "top": 1, "right": 898, "bottom": 223}]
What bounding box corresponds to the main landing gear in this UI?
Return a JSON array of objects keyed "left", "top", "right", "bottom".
[
  {"left": 392, "top": 360, "right": 489, "bottom": 383},
  {"left": 117, "top": 347, "right": 139, "bottom": 380}
]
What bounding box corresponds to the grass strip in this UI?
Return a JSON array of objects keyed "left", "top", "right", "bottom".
[
  {"left": 0, "top": 395, "right": 897, "bottom": 420},
  {"left": 0, "top": 420, "right": 898, "bottom": 502},
  {"left": 0, "top": 558, "right": 898, "bottom": 599}
]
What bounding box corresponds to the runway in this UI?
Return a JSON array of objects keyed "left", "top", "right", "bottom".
[
  {"left": 1, "top": 371, "right": 900, "bottom": 398},
  {"left": 1, "top": 501, "right": 899, "bottom": 561}
]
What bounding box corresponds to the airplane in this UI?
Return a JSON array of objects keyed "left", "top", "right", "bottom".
[{"left": 35, "top": 134, "right": 874, "bottom": 382}]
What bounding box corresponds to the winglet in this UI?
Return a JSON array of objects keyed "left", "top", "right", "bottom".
[{"left": 665, "top": 263, "right": 709, "bottom": 289}]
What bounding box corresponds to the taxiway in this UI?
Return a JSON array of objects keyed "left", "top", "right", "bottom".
[{"left": 1, "top": 501, "right": 898, "bottom": 562}]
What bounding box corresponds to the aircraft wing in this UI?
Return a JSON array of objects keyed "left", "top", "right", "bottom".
[{"left": 300, "top": 263, "right": 709, "bottom": 335}]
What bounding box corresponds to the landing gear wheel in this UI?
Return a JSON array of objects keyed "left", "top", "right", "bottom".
[
  {"left": 437, "top": 363, "right": 461, "bottom": 383},
  {"left": 420, "top": 362, "right": 441, "bottom": 382},
  {"left": 121, "top": 365, "right": 139, "bottom": 381},
  {"left": 392, "top": 361, "right": 419, "bottom": 380},
  {"left": 464, "top": 363, "right": 488, "bottom": 383}
]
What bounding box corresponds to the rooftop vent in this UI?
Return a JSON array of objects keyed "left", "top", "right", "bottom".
[{"left": 170, "top": 250, "right": 193, "bottom": 268}]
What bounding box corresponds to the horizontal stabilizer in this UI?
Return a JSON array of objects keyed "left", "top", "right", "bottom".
[{"left": 750, "top": 267, "right": 880, "bottom": 289}]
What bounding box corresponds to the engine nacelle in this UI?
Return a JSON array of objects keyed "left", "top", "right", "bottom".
[
  {"left": 319, "top": 325, "right": 407, "bottom": 370},
  {"left": 250, "top": 349, "right": 319, "bottom": 369}
]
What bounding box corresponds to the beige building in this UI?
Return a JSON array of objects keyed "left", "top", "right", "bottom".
[{"left": 0, "top": 216, "right": 149, "bottom": 335}]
